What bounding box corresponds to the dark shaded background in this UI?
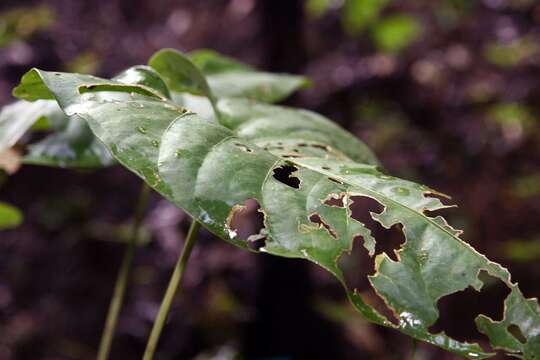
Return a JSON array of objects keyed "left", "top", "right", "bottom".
[{"left": 1, "top": 0, "right": 539, "bottom": 359}]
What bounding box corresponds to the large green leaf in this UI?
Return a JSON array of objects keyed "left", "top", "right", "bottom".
[
  {"left": 0, "top": 201, "right": 23, "bottom": 230},
  {"left": 13, "top": 65, "right": 540, "bottom": 359},
  {"left": 2, "top": 66, "right": 176, "bottom": 168},
  {"left": 150, "top": 49, "right": 310, "bottom": 103}
]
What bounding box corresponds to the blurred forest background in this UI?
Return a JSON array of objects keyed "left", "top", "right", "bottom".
[{"left": 1, "top": 0, "right": 540, "bottom": 359}]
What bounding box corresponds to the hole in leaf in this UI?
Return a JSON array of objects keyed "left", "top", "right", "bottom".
[
  {"left": 374, "top": 224, "right": 405, "bottom": 262},
  {"left": 328, "top": 177, "right": 343, "bottom": 185},
  {"left": 429, "top": 271, "right": 510, "bottom": 342},
  {"left": 348, "top": 196, "right": 404, "bottom": 262},
  {"left": 337, "top": 242, "right": 400, "bottom": 325},
  {"left": 323, "top": 193, "right": 345, "bottom": 208},
  {"left": 311, "top": 144, "right": 329, "bottom": 151},
  {"left": 349, "top": 196, "right": 384, "bottom": 223},
  {"left": 234, "top": 142, "right": 253, "bottom": 153},
  {"left": 226, "top": 199, "right": 267, "bottom": 247},
  {"left": 272, "top": 164, "right": 300, "bottom": 189},
  {"left": 309, "top": 213, "right": 338, "bottom": 239},
  {"left": 508, "top": 324, "right": 527, "bottom": 344},
  {"left": 322, "top": 166, "right": 331, "bottom": 170}
]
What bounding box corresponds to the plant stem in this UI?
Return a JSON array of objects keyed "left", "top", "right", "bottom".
[
  {"left": 409, "top": 339, "right": 417, "bottom": 360},
  {"left": 97, "top": 183, "right": 151, "bottom": 360},
  {"left": 143, "top": 220, "right": 201, "bottom": 360}
]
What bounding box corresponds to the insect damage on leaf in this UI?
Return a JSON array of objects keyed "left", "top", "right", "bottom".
[
  {"left": 9, "top": 49, "right": 540, "bottom": 360},
  {"left": 225, "top": 198, "right": 268, "bottom": 250},
  {"left": 272, "top": 164, "right": 301, "bottom": 189},
  {"left": 307, "top": 213, "right": 339, "bottom": 240},
  {"left": 233, "top": 142, "right": 254, "bottom": 153}
]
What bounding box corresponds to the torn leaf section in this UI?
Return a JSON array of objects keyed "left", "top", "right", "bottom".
[
  {"left": 476, "top": 285, "right": 540, "bottom": 358},
  {"left": 262, "top": 167, "right": 376, "bottom": 276},
  {"left": 225, "top": 198, "right": 268, "bottom": 249},
  {"left": 294, "top": 158, "right": 511, "bottom": 358},
  {"left": 308, "top": 213, "right": 338, "bottom": 240},
  {"left": 347, "top": 195, "right": 385, "bottom": 257}
]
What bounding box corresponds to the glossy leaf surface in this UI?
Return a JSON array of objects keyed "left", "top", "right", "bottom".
[
  {"left": 150, "top": 49, "right": 310, "bottom": 103},
  {"left": 2, "top": 65, "right": 177, "bottom": 168},
  {"left": 13, "top": 62, "right": 540, "bottom": 359}
]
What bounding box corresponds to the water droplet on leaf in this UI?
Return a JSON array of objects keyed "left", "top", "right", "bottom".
[{"left": 137, "top": 126, "right": 147, "bottom": 134}]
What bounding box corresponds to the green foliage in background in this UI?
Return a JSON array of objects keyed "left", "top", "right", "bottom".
[
  {"left": 342, "top": 0, "right": 390, "bottom": 35},
  {"left": 370, "top": 14, "right": 421, "bottom": 53},
  {"left": 0, "top": 201, "right": 22, "bottom": 230},
  {"left": 0, "top": 5, "right": 54, "bottom": 47},
  {"left": 484, "top": 36, "right": 539, "bottom": 67},
  {"left": 305, "top": 0, "right": 422, "bottom": 53}
]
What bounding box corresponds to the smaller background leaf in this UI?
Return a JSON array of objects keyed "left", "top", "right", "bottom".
[
  {"left": 342, "top": 0, "right": 390, "bottom": 35},
  {"left": 371, "top": 14, "right": 422, "bottom": 53},
  {"left": 0, "top": 99, "right": 65, "bottom": 152},
  {"left": 0, "top": 202, "right": 23, "bottom": 230}
]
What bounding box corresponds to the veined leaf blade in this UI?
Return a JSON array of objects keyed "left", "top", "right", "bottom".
[{"left": 14, "top": 67, "right": 540, "bottom": 360}]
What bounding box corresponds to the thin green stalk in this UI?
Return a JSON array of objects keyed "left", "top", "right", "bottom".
[
  {"left": 409, "top": 339, "right": 417, "bottom": 360},
  {"left": 143, "top": 220, "right": 201, "bottom": 360},
  {"left": 97, "top": 183, "right": 151, "bottom": 360}
]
